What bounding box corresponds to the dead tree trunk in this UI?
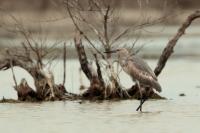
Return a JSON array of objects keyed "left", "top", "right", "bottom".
[
  {"left": 74, "top": 32, "right": 93, "bottom": 81},
  {"left": 74, "top": 32, "right": 105, "bottom": 99}
]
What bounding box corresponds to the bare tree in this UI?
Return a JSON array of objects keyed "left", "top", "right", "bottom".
[{"left": 0, "top": 16, "right": 67, "bottom": 101}]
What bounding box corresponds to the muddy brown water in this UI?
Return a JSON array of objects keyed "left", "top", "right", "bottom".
[{"left": 0, "top": 58, "right": 200, "bottom": 133}]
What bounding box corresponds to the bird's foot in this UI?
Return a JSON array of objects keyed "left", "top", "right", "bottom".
[
  {"left": 136, "top": 105, "right": 142, "bottom": 112},
  {"left": 136, "top": 98, "right": 146, "bottom": 112}
]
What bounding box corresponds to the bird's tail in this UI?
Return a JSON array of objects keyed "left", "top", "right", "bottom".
[{"left": 153, "top": 81, "right": 162, "bottom": 93}]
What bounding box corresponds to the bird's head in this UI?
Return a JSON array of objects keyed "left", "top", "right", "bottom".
[{"left": 104, "top": 48, "right": 129, "bottom": 58}]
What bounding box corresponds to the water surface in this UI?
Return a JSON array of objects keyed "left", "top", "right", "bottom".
[{"left": 0, "top": 58, "right": 200, "bottom": 133}]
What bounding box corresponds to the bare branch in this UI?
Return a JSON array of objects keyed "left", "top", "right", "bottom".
[
  {"left": 123, "top": 10, "right": 172, "bottom": 35},
  {"left": 63, "top": 43, "right": 67, "bottom": 86},
  {"left": 89, "top": 0, "right": 104, "bottom": 15},
  {"left": 154, "top": 10, "right": 200, "bottom": 76},
  {"left": 6, "top": 50, "right": 18, "bottom": 88},
  {"left": 110, "top": 28, "right": 129, "bottom": 45},
  {"left": 64, "top": 0, "right": 104, "bottom": 58},
  {"left": 130, "top": 32, "right": 141, "bottom": 52},
  {"left": 103, "top": 5, "right": 110, "bottom": 46},
  {"left": 74, "top": 11, "right": 106, "bottom": 47}
]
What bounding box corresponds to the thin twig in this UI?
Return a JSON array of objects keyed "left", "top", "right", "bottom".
[
  {"left": 6, "top": 50, "right": 18, "bottom": 88},
  {"left": 63, "top": 43, "right": 67, "bottom": 86},
  {"left": 64, "top": 0, "right": 105, "bottom": 58},
  {"left": 10, "top": 60, "right": 18, "bottom": 89},
  {"left": 74, "top": 12, "right": 106, "bottom": 47},
  {"left": 103, "top": 5, "right": 110, "bottom": 46},
  {"left": 110, "top": 28, "right": 129, "bottom": 46}
]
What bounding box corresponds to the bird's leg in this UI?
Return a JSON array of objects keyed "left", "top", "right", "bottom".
[
  {"left": 136, "top": 98, "right": 146, "bottom": 111},
  {"left": 136, "top": 81, "right": 143, "bottom": 112},
  {"left": 136, "top": 87, "right": 150, "bottom": 111}
]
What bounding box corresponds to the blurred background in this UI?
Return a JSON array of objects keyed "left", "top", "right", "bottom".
[
  {"left": 0, "top": 0, "right": 200, "bottom": 58},
  {"left": 0, "top": 0, "right": 200, "bottom": 11}
]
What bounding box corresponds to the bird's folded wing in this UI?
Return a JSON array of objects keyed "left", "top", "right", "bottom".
[{"left": 128, "top": 56, "right": 157, "bottom": 80}]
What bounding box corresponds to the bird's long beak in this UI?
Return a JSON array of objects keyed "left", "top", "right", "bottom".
[{"left": 104, "top": 49, "right": 119, "bottom": 53}]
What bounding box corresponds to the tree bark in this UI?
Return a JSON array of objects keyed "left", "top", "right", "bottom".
[{"left": 74, "top": 32, "right": 93, "bottom": 81}]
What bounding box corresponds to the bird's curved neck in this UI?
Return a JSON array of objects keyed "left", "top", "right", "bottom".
[{"left": 118, "top": 55, "right": 129, "bottom": 66}]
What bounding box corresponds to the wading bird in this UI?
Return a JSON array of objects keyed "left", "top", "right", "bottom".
[{"left": 105, "top": 48, "right": 162, "bottom": 111}]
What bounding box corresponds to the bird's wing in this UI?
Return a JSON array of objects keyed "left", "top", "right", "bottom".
[
  {"left": 124, "top": 55, "right": 161, "bottom": 92},
  {"left": 127, "top": 55, "right": 157, "bottom": 80}
]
